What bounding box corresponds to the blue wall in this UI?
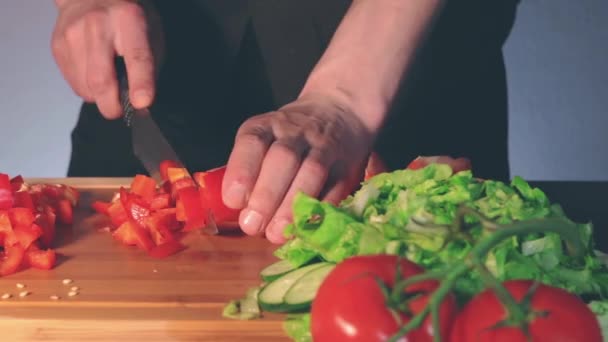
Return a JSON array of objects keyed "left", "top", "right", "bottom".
[{"left": 0, "top": 0, "right": 606, "bottom": 180}]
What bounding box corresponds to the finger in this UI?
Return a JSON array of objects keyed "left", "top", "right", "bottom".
[
  {"left": 84, "top": 12, "right": 121, "bottom": 119},
  {"left": 113, "top": 3, "right": 155, "bottom": 108},
  {"left": 265, "top": 156, "right": 329, "bottom": 244},
  {"left": 239, "top": 140, "right": 306, "bottom": 237},
  {"left": 56, "top": 24, "right": 94, "bottom": 101},
  {"left": 222, "top": 124, "right": 272, "bottom": 210}
]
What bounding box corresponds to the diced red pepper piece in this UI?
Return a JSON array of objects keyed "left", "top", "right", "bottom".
[
  {"left": 167, "top": 167, "right": 191, "bottom": 184},
  {"left": 119, "top": 188, "right": 151, "bottom": 228},
  {"left": 177, "top": 187, "right": 206, "bottom": 231},
  {"left": 144, "top": 213, "right": 176, "bottom": 246},
  {"left": 8, "top": 208, "right": 35, "bottom": 227},
  {"left": 13, "top": 191, "right": 34, "bottom": 210},
  {"left": 56, "top": 199, "right": 74, "bottom": 225},
  {"left": 24, "top": 244, "right": 56, "bottom": 270},
  {"left": 175, "top": 199, "right": 186, "bottom": 222},
  {"left": 194, "top": 167, "right": 240, "bottom": 226},
  {"left": 107, "top": 201, "right": 128, "bottom": 227},
  {"left": 155, "top": 208, "right": 181, "bottom": 231},
  {"left": 148, "top": 240, "right": 186, "bottom": 259},
  {"left": 10, "top": 175, "right": 25, "bottom": 192},
  {"left": 150, "top": 193, "right": 171, "bottom": 211},
  {"left": 36, "top": 208, "right": 56, "bottom": 249},
  {"left": 112, "top": 220, "right": 154, "bottom": 251},
  {"left": 0, "top": 243, "right": 25, "bottom": 276},
  {"left": 0, "top": 211, "right": 14, "bottom": 246},
  {"left": 13, "top": 224, "right": 43, "bottom": 250},
  {"left": 0, "top": 174, "right": 14, "bottom": 210},
  {"left": 130, "top": 175, "right": 157, "bottom": 201},
  {"left": 91, "top": 200, "right": 111, "bottom": 215},
  {"left": 160, "top": 160, "right": 183, "bottom": 182}
]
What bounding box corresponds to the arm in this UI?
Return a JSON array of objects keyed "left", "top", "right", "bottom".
[{"left": 300, "top": 0, "right": 445, "bottom": 133}]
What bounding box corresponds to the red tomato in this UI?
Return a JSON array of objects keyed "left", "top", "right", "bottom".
[
  {"left": 311, "top": 255, "right": 457, "bottom": 342},
  {"left": 450, "top": 280, "right": 603, "bottom": 342},
  {"left": 407, "top": 156, "right": 472, "bottom": 173},
  {"left": 0, "top": 243, "right": 25, "bottom": 276}
]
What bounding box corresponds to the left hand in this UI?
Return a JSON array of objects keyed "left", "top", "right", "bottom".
[{"left": 222, "top": 93, "right": 375, "bottom": 243}]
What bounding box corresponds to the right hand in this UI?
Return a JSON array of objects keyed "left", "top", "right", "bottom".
[{"left": 51, "top": 0, "right": 164, "bottom": 119}]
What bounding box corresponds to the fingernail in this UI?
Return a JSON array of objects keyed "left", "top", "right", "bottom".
[
  {"left": 132, "top": 90, "right": 152, "bottom": 107},
  {"left": 224, "top": 183, "right": 247, "bottom": 208},
  {"left": 267, "top": 219, "right": 290, "bottom": 244},
  {"left": 241, "top": 209, "right": 264, "bottom": 235}
]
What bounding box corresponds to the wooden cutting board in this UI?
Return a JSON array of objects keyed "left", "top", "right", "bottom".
[{"left": 0, "top": 178, "right": 288, "bottom": 342}]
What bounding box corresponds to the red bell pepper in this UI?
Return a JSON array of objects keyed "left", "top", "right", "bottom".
[
  {"left": 0, "top": 174, "right": 14, "bottom": 210},
  {"left": 36, "top": 207, "right": 56, "bottom": 249},
  {"left": 13, "top": 224, "right": 43, "bottom": 250},
  {"left": 56, "top": 199, "right": 74, "bottom": 225},
  {"left": 160, "top": 160, "right": 183, "bottom": 182},
  {"left": 13, "top": 191, "right": 34, "bottom": 210},
  {"left": 194, "top": 166, "right": 240, "bottom": 226},
  {"left": 119, "top": 188, "right": 151, "bottom": 228},
  {"left": 10, "top": 175, "right": 25, "bottom": 192},
  {"left": 24, "top": 244, "right": 56, "bottom": 270},
  {"left": 130, "top": 175, "right": 157, "bottom": 201},
  {"left": 112, "top": 220, "right": 154, "bottom": 251},
  {"left": 167, "top": 167, "right": 191, "bottom": 184},
  {"left": 91, "top": 200, "right": 111, "bottom": 215},
  {"left": 177, "top": 186, "right": 206, "bottom": 231},
  {"left": 0, "top": 243, "right": 25, "bottom": 276},
  {"left": 150, "top": 193, "right": 171, "bottom": 211},
  {"left": 8, "top": 208, "right": 35, "bottom": 227},
  {"left": 107, "top": 200, "right": 128, "bottom": 227},
  {"left": 144, "top": 213, "right": 176, "bottom": 245}
]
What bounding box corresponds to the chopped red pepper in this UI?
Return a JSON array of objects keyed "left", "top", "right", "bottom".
[
  {"left": 112, "top": 220, "right": 154, "bottom": 251},
  {"left": 56, "top": 199, "right": 74, "bottom": 225},
  {"left": 9, "top": 175, "right": 25, "bottom": 192},
  {"left": 167, "top": 167, "right": 191, "bottom": 184},
  {"left": 150, "top": 193, "right": 171, "bottom": 211},
  {"left": 107, "top": 200, "right": 128, "bottom": 227},
  {"left": 8, "top": 208, "right": 35, "bottom": 227},
  {"left": 36, "top": 208, "right": 57, "bottom": 249},
  {"left": 0, "top": 174, "right": 14, "bottom": 210},
  {"left": 13, "top": 191, "right": 35, "bottom": 210},
  {"left": 24, "top": 244, "right": 56, "bottom": 270},
  {"left": 0, "top": 244, "right": 25, "bottom": 276},
  {"left": 144, "top": 213, "right": 176, "bottom": 245},
  {"left": 120, "top": 188, "right": 151, "bottom": 228},
  {"left": 194, "top": 167, "right": 240, "bottom": 226},
  {"left": 91, "top": 200, "right": 111, "bottom": 215},
  {"left": 130, "top": 175, "right": 157, "bottom": 201},
  {"left": 177, "top": 186, "right": 207, "bottom": 231},
  {"left": 13, "top": 224, "right": 43, "bottom": 250},
  {"left": 160, "top": 160, "right": 183, "bottom": 182}
]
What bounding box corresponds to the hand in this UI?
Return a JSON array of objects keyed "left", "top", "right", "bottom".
[
  {"left": 222, "top": 94, "right": 375, "bottom": 244},
  {"left": 51, "top": 0, "right": 164, "bottom": 119}
]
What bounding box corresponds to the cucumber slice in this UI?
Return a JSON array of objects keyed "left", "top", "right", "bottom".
[
  {"left": 258, "top": 263, "right": 328, "bottom": 312},
  {"left": 260, "top": 259, "right": 298, "bottom": 282},
  {"left": 283, "top": 263, "right": 335, "bottom": 312}
]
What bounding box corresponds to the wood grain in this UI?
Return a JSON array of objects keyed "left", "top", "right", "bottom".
[{"left": 0, "top": 180, "right": 289, "bottom": 341}]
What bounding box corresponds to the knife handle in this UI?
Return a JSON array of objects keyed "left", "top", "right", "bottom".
[{"left": 115, "top": 57, "right": 136, "bottom": 127}]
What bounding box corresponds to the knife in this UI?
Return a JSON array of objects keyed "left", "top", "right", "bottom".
[{"left": 115, "top": 58, "right": 184, "bottom": 183}]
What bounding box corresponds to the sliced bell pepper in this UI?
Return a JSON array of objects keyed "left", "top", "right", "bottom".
[
  {"left": 130, "top": 175, "right": 157, "bottom": 201},
  {"left": 0, "top": 243, "right": 25, "bottom": 276},
  {"left": 177, "top": 186, "right": 206, "bottom": 231},
  {"left": 13, "top": 191, "right": 34, "bottom": 210},
  {"left": 175, "top": 199, "right": 186, "bottom": 222},
  {"left": 150, "top": 193, "right": 171, "bottom": 211},
  {"left": 113, "top": 220, "right": 154, "bottom": 251},
  {"left": 56, "top": 199, "right": 74, "bottom": 225},
  {"left": 0, "top": 211, "right": 14, "bottom": 245},
  {"left": 13, "top": 224, "right": 43, "bottom": 250},
  {"left": 119, "top": 188, "right": 151, "bottom": 228},
  {"left": 107, "top": 200, "right": 128, "bottom": 227},
  {"left": 194, "top": 166, "right": 240, "bottom": 226},
  {"left": 91, "top": 200, "right": 111, "bottom": 215},
  {"left": 0, "top": 173, "right": 14, "bottom": 210},
  {"left": 160, "top": 160, "right": 183, "bottom": 182},
  {"left": 36, "top": 208, "right": 56, "bottom": 249},
  {"left": 144, "top": 213, "right": 176, "bottom": 246},
  {"left": 148, "top": 240, "right": 185, "bottom": 259},
  {"left": 24, "top": 244, "right": 56, "bottom": 270},
  {"left": 167, "top": 167, "right": 191, "bottom": 184},
  {"left": 155, "top": 208, "right": 180, "bottom": 231},
  {"left": 8, "top": 208, "right": 35, "bottom": 227}
]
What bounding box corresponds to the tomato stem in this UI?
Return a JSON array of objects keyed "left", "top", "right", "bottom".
[{"left": 387, "top": 206, "right": 585, "bottom": 342}]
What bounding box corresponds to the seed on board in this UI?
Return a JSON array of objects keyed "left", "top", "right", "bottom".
[
  {"left": 62, "top": 279, "right": 73, "bottom": 285},
  {"left": 70, "top": 286, "right": 79, "bottom": 292},
  {"left": 50, "top": 295, "right": 60, "bottom": 301},
  {"left": 68, "top": 291, "right": 78, "bottom": 297},
  {"left": 16, "top": 283, "right": 25, "bottom": 289},
  {"left": 1, "top": 293, "right": 12, "bottom": 300},
  {"left": 19, "top": 291, "right": 30, "bottom": 298}
]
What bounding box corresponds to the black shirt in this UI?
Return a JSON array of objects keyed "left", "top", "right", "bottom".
[{"left": 68, "top": 0, "right": 519, "bottom": 181}]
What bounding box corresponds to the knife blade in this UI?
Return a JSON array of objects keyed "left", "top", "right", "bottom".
[{"left": 115, "top": 58, "right": 184, "bottom": 182}]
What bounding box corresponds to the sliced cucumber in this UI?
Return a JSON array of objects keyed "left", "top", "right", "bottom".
[
  {"left": 260, "top": 259, "right": 298, "bottom": 282},
  {"left": 283, "top": 263, "right": 335, "bottom": 312},
  {"left": 258, "top": 263, "right": 328, "bottom": 312}
]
